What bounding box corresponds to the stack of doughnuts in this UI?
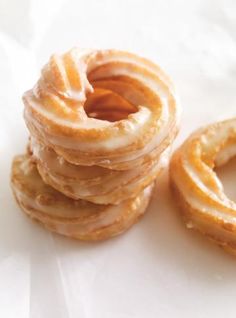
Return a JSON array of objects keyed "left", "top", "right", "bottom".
[{"left": 11, "top": 48, "right": 180, "bottom": 241}]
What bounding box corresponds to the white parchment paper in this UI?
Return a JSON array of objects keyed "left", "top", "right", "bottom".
[{"left": 1, "top": 0, "right": 236, "bottom": 317}]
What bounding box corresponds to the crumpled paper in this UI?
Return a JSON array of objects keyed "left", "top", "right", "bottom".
[{"left": 1, "top": 0, "right": 236, "bottom": 317}]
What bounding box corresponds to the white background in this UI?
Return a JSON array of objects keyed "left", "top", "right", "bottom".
[{"left": 1, "top": 0, "right": 236, "bottom": 317}]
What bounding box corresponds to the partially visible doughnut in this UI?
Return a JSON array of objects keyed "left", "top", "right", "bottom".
[
  {"left": 30, "top": 138, "right": 170, "bottom": 204},
  {"left": 170, "top": 118, "right": 236, "bottom": 254},
  {"left": 11, "top": 155, "right": 154, "bottom": 241}
]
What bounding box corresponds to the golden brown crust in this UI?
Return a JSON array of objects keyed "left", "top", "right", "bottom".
[
  {"left": 11, "top": 47, "right": 180, "bottom": 241},
  {"left": 23, "top": 48, "right": 180, "bottom": 169},
  {"left": 170, "top": 118, "right": 236, "bottom": 255},
  {"left": 30, "top": 138, "right": 169, "bottom": 204},
  {"left": 11, "top": 154, "right": 153, "bottom": 241}
]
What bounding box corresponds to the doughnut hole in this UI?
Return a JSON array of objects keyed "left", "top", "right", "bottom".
[
  {"left": 215, "top": 156, "right": 236, "bottom": 202},
  {"left": 84, "top": 87, "right": 138, "bottom": 122}
]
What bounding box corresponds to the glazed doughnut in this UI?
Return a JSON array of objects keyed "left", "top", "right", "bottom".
[
  {"left": 30, "top": 137, "right": 170, "bottom": 204},
  {"left": 170, "top": 118, "right": 236, "bottom": 254},
  {"left": 11, "top": 155, "right": 154, "bottom": 241},
  {"left": 23, "top": 48, "right": 180, "bottom": 170},
  {"left": 11, "top": 47, "right": 180, "bottom": 240}
]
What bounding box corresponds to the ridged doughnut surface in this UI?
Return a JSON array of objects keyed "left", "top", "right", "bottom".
[
  {"left": 170, "top": 118, "right": 236, "bottom": 254},
  {"left": 23, "top": 48, "right": 180, "bottom": 169},
  {"left": 11, "top": 47, "right": 180, "bottom": 241},
  {"left": 29, "top": 137, "right": 170, "bottom": 204},
  {"left": 11, "top": 155, "right": 153, "bottom": 241}
]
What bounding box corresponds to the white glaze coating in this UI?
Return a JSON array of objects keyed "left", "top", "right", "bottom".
[
  {"left": 171, "top": 119, "right": 236, "bottom": 224},
  {"left": 23, "top": 48, "right": 180, "bottom": 159},
  {"left": 31, "top": 137, "right": 170, "bottom": 203}
]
